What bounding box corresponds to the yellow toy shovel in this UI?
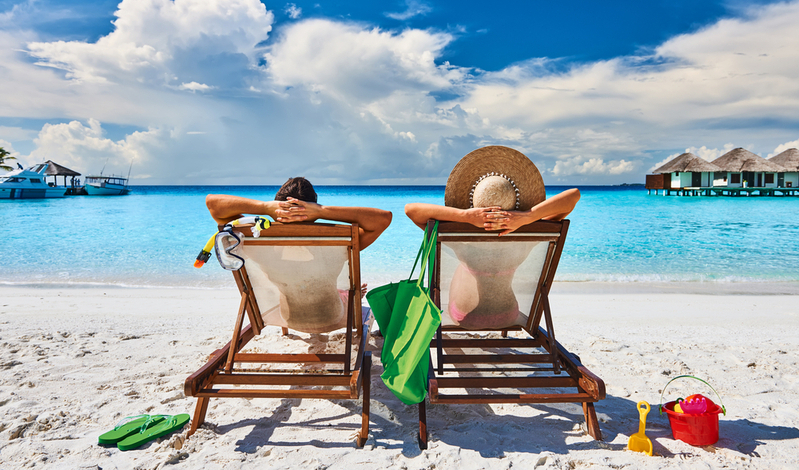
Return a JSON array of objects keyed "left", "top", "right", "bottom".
[{"left": 628, "top": 401, "right": 653, "bottom": 456}]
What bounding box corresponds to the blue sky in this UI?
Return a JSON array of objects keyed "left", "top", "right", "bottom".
[{"left": 1, "top": 0, "right": 798, "bottom": 184}]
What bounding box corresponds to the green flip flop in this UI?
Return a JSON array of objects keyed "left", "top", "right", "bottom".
[
  {"left": 98, "top": 415, "right": 166, "bottom": 445},
  {"left": 117, "top": 414, "right": 191, "bottom": 451}
]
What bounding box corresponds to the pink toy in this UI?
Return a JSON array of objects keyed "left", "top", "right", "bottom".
[{"left": 679, "top": 394, "right": 711, "bottom": 414}]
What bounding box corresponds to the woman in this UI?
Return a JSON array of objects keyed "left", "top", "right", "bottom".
[{"left": 404, "top": 146, "right": 579, "bottom": 329}]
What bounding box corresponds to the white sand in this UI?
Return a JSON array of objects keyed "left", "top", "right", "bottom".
[{"left": 1, "top": 284, "right": 798, "bottom": 469}]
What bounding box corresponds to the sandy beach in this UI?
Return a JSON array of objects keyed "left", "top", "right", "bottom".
[{"left": 1, "top": 284, "right": 798, "bottom": 469}]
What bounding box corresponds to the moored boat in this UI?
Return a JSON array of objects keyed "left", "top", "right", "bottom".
[
  {"left": 0, "top": 165, "right": 67, "bottom": 199},
  {"left": 84, "top": 175, "right": 130, "bottom": 196}
]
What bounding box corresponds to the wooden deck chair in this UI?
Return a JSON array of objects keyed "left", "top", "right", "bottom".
[
  {"left": 184, "top": 222, "right": 372, "bottom": 446},
  {"left": 418, "top": 219, "right": 605, "bottom": 448}
]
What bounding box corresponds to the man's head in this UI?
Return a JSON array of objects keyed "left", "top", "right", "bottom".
[{"left": 275, "top": 177, "right": 318, "bottom": 203}]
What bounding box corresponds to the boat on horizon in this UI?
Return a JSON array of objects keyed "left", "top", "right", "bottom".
[
  {"left": 0, "top": 164, "right": 68, "bottom": 199},
  {"left": 84, "top": 174, "right": 131, "bottom": 196}
]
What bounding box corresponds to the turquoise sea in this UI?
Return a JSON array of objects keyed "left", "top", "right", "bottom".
[{"left": 2, "top": 186, "right": 798, "bottom": 289}]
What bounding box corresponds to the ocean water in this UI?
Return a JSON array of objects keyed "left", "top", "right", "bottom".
[{"left": 2, "top": 185, "right": 798, "bottom": 289}]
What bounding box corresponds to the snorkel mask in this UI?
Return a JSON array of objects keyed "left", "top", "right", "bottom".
[
  {"left": 194, "top": 216, "right": 270, "bottom": 270},
  {"left": 215, "top": 226, "right": 244, "bottom": 271}
]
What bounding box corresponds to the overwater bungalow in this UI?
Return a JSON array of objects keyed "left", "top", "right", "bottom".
[
  {"left": 768, "top": 148, "right": 799, "bottom": 188},
  {"left": 710, "top": 148, "right": 784, "bottom": 189},
  {"left": 646, "top": 147, "right": 797, "bottom": 196},
  {"left": 646, "top": 152, "right": 721, "bottom": 193}
]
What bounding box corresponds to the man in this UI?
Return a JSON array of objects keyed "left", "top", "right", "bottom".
[{"left": 206, "top": 177, "right": 392, "bottom": 249}]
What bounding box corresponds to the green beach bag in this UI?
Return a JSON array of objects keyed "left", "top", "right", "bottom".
[{"left": 366, "top": 222, "right": 441, "bottom": 405}]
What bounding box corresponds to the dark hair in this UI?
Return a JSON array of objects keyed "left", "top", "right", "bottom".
[{"left": 275, "top": 177, "right": 317, "bottom": 203}]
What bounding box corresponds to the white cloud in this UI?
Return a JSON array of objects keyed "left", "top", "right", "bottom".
[
  {"left": 771, "top": 138, "right": 799, "bottom": 157},
  {"left": 179, "top": 82, "right": 213, "bottom": 92},
  {"left": 552, "top": 155, "right": 637, "bottom": 177},
  {"left": 25, "top": 119, "right": 159, "bottom": 174},
  {"left": 265, "top": 19, "right": 463, "bottom": 104},
  {"left": 385, "top": 0, "right": 432, "bottom": 21},
  {"left": 25, "top": 0, "right": 273, "bottom": 86},
  {"left": 284, "top": 3, "right": 302, "bottom": 19}
]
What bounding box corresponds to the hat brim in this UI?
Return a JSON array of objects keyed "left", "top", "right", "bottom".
[{"left": 444, "top": 146, "right": 545, "bottom": 211}]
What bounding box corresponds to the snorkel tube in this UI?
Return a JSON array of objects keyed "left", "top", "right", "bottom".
[{"left": 194, "top": 216, "right": 271, "bottom": 268}]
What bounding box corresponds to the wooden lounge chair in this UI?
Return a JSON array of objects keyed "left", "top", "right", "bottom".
[
  {"left": 418, "top": 219, "right": 605, "bottom": 448},
  {"left": 184, "top": 222, "right": 371, "bottom": 446}
]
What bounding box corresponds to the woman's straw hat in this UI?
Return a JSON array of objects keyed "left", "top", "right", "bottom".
[{"left": 444, "top": 146, "right": 545, "bottom": 211}]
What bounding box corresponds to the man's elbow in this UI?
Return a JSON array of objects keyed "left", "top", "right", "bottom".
[
  {"left": 206, "top": 194, "right": 220, "bottom": 215},
  {"left": 378, "top": 210, "right": 393, "bottom": 233}
]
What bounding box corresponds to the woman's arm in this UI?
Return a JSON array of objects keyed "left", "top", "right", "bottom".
[
  {"left": 404, "top": 203, "right": 506, "bottom": 230},
  {"left": 404, "top": 188, "right": 580, "bottom": 235},
  {"left": 486, "top": 188, "right": 581, "bottom": 235}
]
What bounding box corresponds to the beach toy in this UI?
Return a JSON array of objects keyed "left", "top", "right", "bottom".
[
  {"left": 116, "top": 414, "right": 190, "bottom": 451},
  {"left": 680, "top": 394, "right": 710, "bottom": 414},
  {"left": 628, "top": 401, "right": 653, "bottom": 456},
  {"left": 660, "top": 375, "right": 726, "bottom": 446}
]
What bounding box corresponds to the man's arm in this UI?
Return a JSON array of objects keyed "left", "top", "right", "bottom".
[
  {"left": 206, "top": 194, "right": 282, "bottom": 225},
  {"left": 274, "top": 197, "right": 392, "bottom": 249}
]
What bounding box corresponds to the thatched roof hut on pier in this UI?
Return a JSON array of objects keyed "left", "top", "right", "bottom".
[
  {"left": 711, "top": 148, "right": 784, "bottom": 188},
  {"left": 646, "top": 152, "right": 721, "bottom": 191},
  {"left": 769, "top": 148, "right": 799, "bottom": 188}
]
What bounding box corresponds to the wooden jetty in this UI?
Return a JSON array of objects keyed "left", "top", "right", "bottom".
[{"left": 648, "top": 186, "right": 799, "bottom": 197}]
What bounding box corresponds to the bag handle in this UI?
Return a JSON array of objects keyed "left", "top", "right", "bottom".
[
  {"left": 659, "top": 375, "right": 726, "bottom": 415},
  {"left": 407, "top": 231, "right": 427, "bottom": 280},
  {"left": 407, "top": 221, "right": 437, "bottom": 280},
  {"left": 415, "top": 221, "right": 439, "bottom": 288}
]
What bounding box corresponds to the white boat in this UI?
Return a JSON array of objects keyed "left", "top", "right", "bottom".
[
  {"left": 0, "top": 165, "right": 67, "bottom": 199},
  {"left": 84, "top": 175, "right": 130, "bottom": 195}
]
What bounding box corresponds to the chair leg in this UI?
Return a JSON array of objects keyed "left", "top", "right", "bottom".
[
  {"left": 582, "top": 402, "right": 602, "bottom": 441},
  {"left": 418, "top": 399, "right": 428, "bottom": 450},
  {"left": 188, "top": 397, "right": 209, "bottom": 437},
  {"left": 281, "top": 327, "right": 289, "bottom": 336},
  {"left": 357, "top": 352, "right": 371, "bottom": 447}
]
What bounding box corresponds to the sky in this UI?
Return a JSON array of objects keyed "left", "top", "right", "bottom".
[{"left": 1, "top": 0, "right": 799, "bottom": 185}]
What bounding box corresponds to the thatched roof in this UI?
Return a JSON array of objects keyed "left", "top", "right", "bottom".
[
  {"left": 769, "top": 148, "right": 799, "bottom": 171},
  {"left": 653, "top": 152, "right": 721, "bottom": 174},
  {"left": 711, "top": 148, "right": 785, "bottom": 172},
  {"left": 30, "top": 160, "right": 81, "bottom": 176}
]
